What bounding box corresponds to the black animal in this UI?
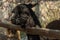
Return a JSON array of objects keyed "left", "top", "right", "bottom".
[
  {"left": 46, "top": 20, "right": 60, "bottom": 30},
  {"left": 11, "top": 3, "right": 41, "bottom": 28},
  {"left": 10, "top": 3, "right": 41, "bottom": 40}
]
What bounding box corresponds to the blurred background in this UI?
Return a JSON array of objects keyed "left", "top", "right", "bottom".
[{"left": 0, "top": 0, "right": 60, "bottom": 40}]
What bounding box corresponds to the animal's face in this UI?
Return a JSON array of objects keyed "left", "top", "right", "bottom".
[
  {"left": 10, "top": 4, "right": 30, "bottom": 26},
  {"left": 10, "top": 4, "right": 36, "bottom": 28},
  {"left": 11, "top": 13, "right": 29, "bottom": 25}
]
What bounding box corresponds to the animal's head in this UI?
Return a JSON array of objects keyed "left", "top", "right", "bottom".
[{"left": 10, "top": 4, "right": 31, "bottom": 27}]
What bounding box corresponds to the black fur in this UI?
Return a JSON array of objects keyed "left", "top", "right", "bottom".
[
  {"left": 11, "top": 4, "right": 41, "bottom": 28},
  {"left": 11, "top": 3, "right": 41, "bottom": 40}
]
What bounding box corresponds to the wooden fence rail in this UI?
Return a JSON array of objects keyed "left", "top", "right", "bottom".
[{"left": 0, "top": 21, "right": 60, "bottom": 39}]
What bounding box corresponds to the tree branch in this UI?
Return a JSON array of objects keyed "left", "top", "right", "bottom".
[{"left": 0, "top": 21, "right": 60, "bottom": 39}]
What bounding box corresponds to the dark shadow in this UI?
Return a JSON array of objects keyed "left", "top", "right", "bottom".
[{"left": 46, "top": 20, "right": 60, "bottom": 30}]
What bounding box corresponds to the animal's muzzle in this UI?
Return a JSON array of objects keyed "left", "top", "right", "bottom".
[{"left": 10, "top": 13, "right": 28, "bottom": 25}]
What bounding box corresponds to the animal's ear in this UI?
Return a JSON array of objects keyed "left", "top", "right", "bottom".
[{"left": 12, "top": 4, "right": 21, "bottom": 14}]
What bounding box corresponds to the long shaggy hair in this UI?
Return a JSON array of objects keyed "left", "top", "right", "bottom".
[
  {"left": 11, "top": 4, "right": 35, "bottom": 28},
  {"left": 10, "top": 4, "right": 41, "bottom": 40},
  {"left": 11, "top": 4, "right": 41, "bottom": 28}
]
